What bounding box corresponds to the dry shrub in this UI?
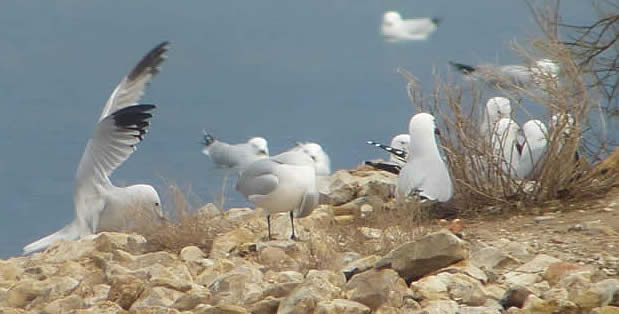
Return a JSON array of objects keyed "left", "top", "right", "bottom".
[
  {"left": 395, "top": 3, "right": 617, "bottom": 214},
  {"left": 129, "top": 184, "right": 234, "bottom": 254},
  {"left": 331, "top": 200, "right": 441, "bottom": 256}
]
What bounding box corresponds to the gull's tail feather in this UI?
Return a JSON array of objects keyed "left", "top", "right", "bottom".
[
  {"left": 365, "top": 161, "right": 402, "bottom": 175},
  {"left": 449, "top": 61, "right": 476, "bottom": 75},
  {"left": 23, "top": 221, "right": 81, "bottom": 255},
  {"left": 202, "top": 130, "right": 216, "bottom": 151},
  {"left": 367, "top": 141, "right": 408, "bottom": 161},
  {"left": 431, "top": 17, "right": 441, "bottom": 26}
]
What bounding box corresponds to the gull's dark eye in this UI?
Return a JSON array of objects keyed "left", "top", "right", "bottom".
[
  {"left": 155, "top": 202, "right": 160, "bottom": 206},
  {"left": 310, "top": 155, "right": 317, "bottom": 161}
]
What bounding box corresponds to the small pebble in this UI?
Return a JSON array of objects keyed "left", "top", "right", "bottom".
[{"left": 534, "top": 216, "right": 555, "bottom": 223}]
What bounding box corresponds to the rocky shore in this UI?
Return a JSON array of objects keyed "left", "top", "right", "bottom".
[{"left": 1, "top": 166, "right": 618, "bottom": 313}]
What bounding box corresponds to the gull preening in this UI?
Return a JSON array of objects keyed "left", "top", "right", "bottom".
[
  {"left": 449, "top": 59, "right": 559, "bottom": 94},
  {"left": 202, "top": 133, "right": 269, "bottom": 172},
  {"left": 397, "top": 113, "right": 453, "bottom": 202},
  {"left": 23, "top": 41, "right": 170, "bottom": 255},
  {"left": 236, "top": 151, "right": 319, "bottom": 240},
  {"left": 288, "top": 142, "right": 331, "bottom": 176},
  {"left": 381, "top": 11, "right": 440, "bottom": 41}
]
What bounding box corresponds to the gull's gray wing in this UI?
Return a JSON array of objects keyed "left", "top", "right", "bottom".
[
  {"left": 74, "top": 104, "right": 155, "bottom": 230},
  {"left": 98, "top": 42, "right": 169, "bottom": 121},
  {"left": 294, "top": 191, "right": 319, "bottom": 218},
  {"left": 236, "top": 159, "right": 280, "bottom": 197}
]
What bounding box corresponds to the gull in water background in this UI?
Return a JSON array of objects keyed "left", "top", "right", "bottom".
[
  {"left": 381, "top": 11, "right": 440, "bottom": 41},
  {"left": 397, "top": 113, "right": 453, "bottom": 202},
  {"left": 236, "top": 151, "right": 319, "bottom": 240},
  {"left": 202, "top": 132, "right": 269, "bottom": 172},
  {"left": 516, "top": 119, "right": 548, "bottom": 179},
  {"left": 287, "top": 142, "right": 331, "bottom": 176},
  {"left": 449, "top": 59, "right": 559, "bottom": 94},
  {"left": 23, "top": 41, "right": 170, "bottom": 255},
  {"left": 480, "top": 97, "right": 512, "bottom": 139}
]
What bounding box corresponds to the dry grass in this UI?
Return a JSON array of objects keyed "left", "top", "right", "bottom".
[
  {"left": 394, "top": 4, "right": 618, "bottom": 214},
  {"left": 330, "top": 200, "right": 441, "bottom": 257},
  {"left": 128, "top": 184, "right": 235, "bottom": 254}
]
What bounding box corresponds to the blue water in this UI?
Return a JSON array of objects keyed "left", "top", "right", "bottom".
[{"left": 0, "top": 1, "right": 607, "bottom": 257}]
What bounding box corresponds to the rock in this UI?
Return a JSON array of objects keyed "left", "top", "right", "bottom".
[
  {"left": 148, "top": 264, "right": 193, "bottom": 292},
  {"left": 259, "top": 247, "right": 299, "bottom": 273},
  {"left": 534, "top": 216, "right": 555, "bottom": 223},
  {"left": 316, "top": 299, "right": 371, "bottom": 314},
  {"left": 207, "top": 268, "right": 264, "bottom": 305},
  {"left": 107, "top": 274, "right": 146, "bottom": 310},
  {"left": 418, "top": 300, "right": 459, "bottom": 313},
  {"left": 470, "top": 247, "right": 519, "bottom": 271},
  {"left": 517, "top": 254, "right": 562, "bottom": 273},
  {"left": 503, "top": 272, "right": 540, "bottom": 289},
  {"left": 487, "top": 239, "right": 532, "bottom": 260},
  {"left": 194, "top": 304, "right": 249, "bottom": 314},
  {"left": 591, "top": 306, "right": 619, "bottom": 314},
  {"left": 73, "top": 301, "right": 128, "bottom": 313},
  {"left": 440, "top": 273, "right": 488, "bottom": 306},
  {"left": 180, "top": 246, "right": 206, "bottom": 263},
  {"left": 210, "top": 228, "right": 259, "bottom": 259},
  {"left": 0, "top": 261, "right": 23, "bottom": 287},
  {"left": 130, "top": 286, "right": 185, "bottom": 310},
  {"left": 278, "top": 270, "right": 345, "bottom": 314},
  {"left": 573, "top": 279, "right": 619, "bottom": 309},
  {"left": 40, "top": 294, "right": 84, "bottom": 314},
  {"left": 131, "top": 306, "right": 181, "bottom": 313},
  {"left": 375, "top": 231, "right": 467, "bottom": 282},
  {"left": 457, "top": 306, "right": 502, "bottom": 314},
  {"left": 326, "top": 171, "right": 358, "bottom": 205},
  {"left": 410, "top": 275, "right": 449, "bottom": 301},
  {"left": 171, "top": 292, "right": 211, "bottom": 311},
  {"left": 117, "top": 251, "right": 178, "bottom": 270},
  {"left": 341, "top": 255, "right": 381, "bottom": 281},
  {"left": 543, "top": 262, "right": 593, "bottom": 285},
  {"left": 344, "top": 269, "right": 408, "bottom": 310},
  {"left": 248, "top": 296, "right": 280, "bottom": 314},
  {"left": 6, "top": 276, "right": 80, "bottom": 308},
  {"left": 498, "top": 287, "right": 533, "bottom": 309},
  {"left": 83, "top": 284, "right": 111, "bottom": 307}
]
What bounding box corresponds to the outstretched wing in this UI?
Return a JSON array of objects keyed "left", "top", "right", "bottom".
[
  {"left": 74, "top": 104, "right": 156, "bottom": 230},
  {"left": 98, "top": 42, "right": 169, "bottom": 121}
]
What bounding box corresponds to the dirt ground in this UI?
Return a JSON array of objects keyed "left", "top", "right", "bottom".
[{"left": 463, "top": 187, "right": 619, "bottom": 277}]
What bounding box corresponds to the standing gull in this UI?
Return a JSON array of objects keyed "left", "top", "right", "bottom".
[
  {"left": 397, "top": 113, "right": 453, "bottom": 202},
  {"left": 288, "top": 142, "right": 331, "bottom": 176},
  {"left": 23, "top": 41, "right": 169, "bottom": 255},
  {"left": 236, "top": 151, "right": 319, "bottom": 240},
  {"left": 381, "top": 11, "right": 440, "bottom": 41},
  {"left": 201, "top": 133, "right": 269, "bottom": 172}
]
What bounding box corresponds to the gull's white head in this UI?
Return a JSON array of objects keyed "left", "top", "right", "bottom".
[
  {"left": 248, "top": 137, "right": 269, "bottom": 157},
  {"left": 486, "top": 97, "right": 512, "bottom": 121},
  {"left": 127, "top": 184, "right": 164, "bottom": 219},
  {"left": 408, "top": 112, "right": 441, "bottom": 158},
  {"left": 390, "top": 134, "right": 411, "bottom": 151},
  {"left": 383, "top": 11, "right": 403, "bottom": 26},
  {"left": 294, "top": 142, "right": 331, "bottom": 176}
]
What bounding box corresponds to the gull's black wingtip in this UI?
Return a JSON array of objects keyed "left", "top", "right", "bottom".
[
  {"left": 111, "top": 104, "right": 156, "bottom": 140},
  {"left": 448, "top": 61, "right": 476, "bottom": 74},
  {"left": 202, "top": 130, "right": 216, "bottom": 147}
]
